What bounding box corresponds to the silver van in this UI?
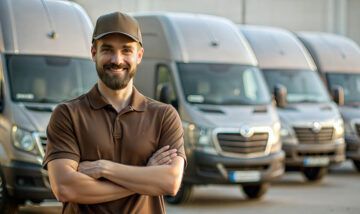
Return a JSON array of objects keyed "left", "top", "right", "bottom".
[
  {"left": 298, "top": 32, "right": 360, "bottom": 172},
  {"left": 0, "top": 0, "right": 97, "bottom": 212},
  {"left": 240, "top": 26, "right": 345, "bottom": 182},
  {"left": 134, "top": 13, "right": 284, "bottom": 204}
]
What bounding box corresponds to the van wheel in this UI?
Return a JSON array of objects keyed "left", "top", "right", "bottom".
[
  {"left": 353, "top": 160, "right": 360, "bottom": 172},
  {"left": 303, "top": 167, "right": 327, "bottom": 181},
  {"left": 0, "top": 171, "right": 19, "bottom": 214},
  {"left": 242, "top": 183, "right": 269, "bottom": 199},
  {"left": 164, "top": 183, "right": 192, "bottom": 204}
]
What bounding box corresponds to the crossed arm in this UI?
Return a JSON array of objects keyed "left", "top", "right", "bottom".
[{"left": 48, "top": 146, "right": 184, "bottom": 204}]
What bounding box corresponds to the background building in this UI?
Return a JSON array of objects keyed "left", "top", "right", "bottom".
[{"left": 71, "top": 0, "right": 360, "bottom": 45}]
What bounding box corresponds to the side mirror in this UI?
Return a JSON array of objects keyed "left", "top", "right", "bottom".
[
  {"left": 159, "top": 84, "right": 171, "bottom": 104},
  {"left": 331, "top": 85, "right": 344, "bottom": 106},
  {"left": 159, "top": 84, "right": 179, "bottom": 109},
  {"left": 274, "top": 84, "right": 287, "bottom": 108}
]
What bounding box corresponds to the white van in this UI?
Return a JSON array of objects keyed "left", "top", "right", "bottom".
[
  {"left": 240, "top": 26, "right": 345, "bottom": 182},
  {"left": 298, "top": 32, "right": 360, "bottom": 172},
  {"left": 134, "top": 13, "right": 284, "bottom": 204},
  {"left": 0, "top": 0, "right": 97, "bottom": 212}
]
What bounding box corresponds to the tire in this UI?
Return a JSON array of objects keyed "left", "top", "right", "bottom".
[
  {"left": 303, "top": 167, "right": 327, "bottom": 181},
  {"left": 353, "top": 160, "right": 360, "bottom": 172},
  {"left": 164, "top": 183, "right": 192, "bottom": 205},
  {"left": 0, "top": 171, "right": 19, "bottom": 214},
  {"left": 242, "top": 183, "right": 269, "bottom": 199}
]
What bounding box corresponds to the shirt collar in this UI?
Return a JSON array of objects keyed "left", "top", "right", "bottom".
[{"left": 87, "top": 84, "right": 147, "bottom": 112}]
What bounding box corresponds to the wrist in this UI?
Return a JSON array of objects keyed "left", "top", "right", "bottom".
[{"left": 100, "top": 159, "right": 111, "bottom": 178}]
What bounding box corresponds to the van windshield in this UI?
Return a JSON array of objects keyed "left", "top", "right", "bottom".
[
  {"left": 6, "top": 55, "right": 97, "bottom": 103},
  {"left": 327, "top": 73, "right": 360, "bottom": 104},
  {"left": 262, "top": 69, "right": 330, "bottom": 103},
  {"left": 177, "top": 63, "right": 271, "bottom": 105}
]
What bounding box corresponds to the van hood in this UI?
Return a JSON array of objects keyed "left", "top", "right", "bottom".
[
  {"left": 278, "top": 102, "right": 340, "bottom": 125},
  {"left": 339, "top": 105, "right": 360, "bottom": 123},
  {"left": 12, "top": 103, "right": 54, "bottom": 132},
  {"left": 184, "top": 104, "right": 278, "bottom": 128}
]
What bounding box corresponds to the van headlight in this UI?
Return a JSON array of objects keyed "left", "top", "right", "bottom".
[
  {"left": 12, "top": 126, "right": 37, "bottom": 154},
  {"left": 334, "top": 118, "right": 344, "bottom": 139},
  {"left": 187, "top": 123, "right": 212, "bottom": 147},
  {"left": 344, "top": 121, "right": 355, "bottom": 136}
]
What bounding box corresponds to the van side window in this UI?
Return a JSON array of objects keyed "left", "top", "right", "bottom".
[{"left": 156, "top": 65, "right": 178, "bottom": 108}]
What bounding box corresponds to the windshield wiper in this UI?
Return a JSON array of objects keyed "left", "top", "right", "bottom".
[
  {"left": 25, "top": 105, "right": 54, "bottom": 112},
  {"left": 36, "top": 98, "right": 64, "bottom": 103},
  {"left": 290, "top": 99, "right": 323, "bottom": 103}
]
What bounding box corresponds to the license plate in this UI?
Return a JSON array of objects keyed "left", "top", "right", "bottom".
[
  {"left": 303, "top": 157, "right": 330, "bottom": 166},
  {"left": 228, "top": 171, "right": 261, "bottom": 183}
]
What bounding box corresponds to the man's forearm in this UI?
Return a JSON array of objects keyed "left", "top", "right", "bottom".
[
  {"left": 48, "top": 160, "right": 134, "bottom": 204},
  {"left": 57, "top": 171, "right": 134, "bottom": 203},
  {"left": 100, "top": 157, "right": 184, "bottom": 196}
]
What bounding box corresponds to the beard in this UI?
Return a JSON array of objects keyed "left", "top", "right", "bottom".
[{"left": 96, "top": 62, "right": 136, "bottom": 90}]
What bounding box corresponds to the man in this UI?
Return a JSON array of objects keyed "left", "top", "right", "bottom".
[{"left": 43, "top": 11, "right": 186, "bottom": 213}]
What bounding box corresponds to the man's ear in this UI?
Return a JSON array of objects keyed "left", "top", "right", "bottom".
[
  {"left": 91, "top": 44, "right": 97, "bottom": 61},
  {"left": 136, "top": 47, "right": 144, "bottom": 64}
]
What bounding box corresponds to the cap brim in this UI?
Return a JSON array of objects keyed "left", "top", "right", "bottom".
[{"left": 93, "top": 31, "right": 141, "bottom": 46}]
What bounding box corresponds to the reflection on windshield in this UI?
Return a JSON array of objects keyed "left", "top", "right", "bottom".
[
  {"left": 262, "top": 69, "right": 330, "bottom": 103},
  {"left": 327, "top": 73, "right": 360, "bottom": 104},
  {"left": 177, "top": 63, "right": 271, "bottom": 105},
  {"left": 7, "top": 55, "right": 97, "bottom": 103}
]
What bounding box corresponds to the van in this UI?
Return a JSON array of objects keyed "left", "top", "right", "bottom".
[
  {"left": 298, "top": 32, "right": 360, "bottom": 172},
  {"left": 134, "top": 13, "right": 285, "bottom": 204},
  {"left": 0, "top": 0, "right": 97, "bottom": 212},
  {"left": 240, "top": 26, "right": 345, "bottom": 182}
]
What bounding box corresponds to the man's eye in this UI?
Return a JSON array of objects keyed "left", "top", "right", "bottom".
[{"left": 123, "top": 49, "right": 133, "bottom": 54}]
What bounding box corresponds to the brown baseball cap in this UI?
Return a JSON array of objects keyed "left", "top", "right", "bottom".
[{"left": 92, "top": 12, "right": 142, "bottom": 46}]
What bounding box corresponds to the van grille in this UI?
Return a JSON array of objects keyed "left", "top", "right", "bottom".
[
  {"left": 217, "top": 132, "right": 268, "bottom": 154},
  {"left": 294, "top": 127, "right": 334, "bottom": 144}
]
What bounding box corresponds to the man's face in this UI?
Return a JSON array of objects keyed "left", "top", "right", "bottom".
[{"left": 91, "top": 34, "right": 144, "bottom": 90}]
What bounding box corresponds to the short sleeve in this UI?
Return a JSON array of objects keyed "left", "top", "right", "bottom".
[
  {"left": 42, "top": 104, "right": 80, "bottom": 170},
  {"left": 158, "top": 105, "right": 187, "bottom": 167}
]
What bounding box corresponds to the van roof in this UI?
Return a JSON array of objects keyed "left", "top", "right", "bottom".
[
  {"left": 297, "top": 32, "right": 360, "bottom": 73},
  {"left": 134, "top": 12, "right": 257, "bottom": 65},
  {"left": 0, "top": 0, "right": 93, "bottom": 58},
  {"left": 240, "top": 25, "right": 316, "bottom": 70}
]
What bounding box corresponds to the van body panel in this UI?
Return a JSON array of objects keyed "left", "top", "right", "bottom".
[
  {"left": 136, "top": 13, "right": 257, "bottom": 65},
  {"left": 279, "top": 103, "right": 339, "bottom": 124},
  {"left": 0, "top": 0, "right": 92, "bottom": 58},
  {"left": 298, "top": 32, "right": 360, "bottom": 73},
  {"left": 240, "top": 26, "right": 316, "bottom": 70},
  {"left": 183, "top": 104, "right": 276, "bottom": 128}
]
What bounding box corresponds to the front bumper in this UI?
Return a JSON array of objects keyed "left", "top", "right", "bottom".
[
  {"left": 183, "top": 149, "right": 285, "bottom": 185},
  {"left": 282, "top": 139, "right": 345, "bottom": 167},
  {"left": 345, "top": 136, "right": 360, "bottom": 160},
  {"left": 1, "top": 160, "right": 54, "bottom": 200}
]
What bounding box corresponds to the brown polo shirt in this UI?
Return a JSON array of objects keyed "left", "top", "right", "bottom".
[{"left": 43, "top": 84, "right": 186, "bottom": 214}]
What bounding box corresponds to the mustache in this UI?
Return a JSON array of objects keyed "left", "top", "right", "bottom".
[{"left": 103, "top": 63, "right": 128, "bottom": 70}]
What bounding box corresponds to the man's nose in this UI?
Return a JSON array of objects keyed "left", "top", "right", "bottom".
[{"left": 111, "top": 51, "right": 124, "bottom": 64}]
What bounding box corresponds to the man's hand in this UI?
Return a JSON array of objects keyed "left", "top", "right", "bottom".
[{"left": 147, "top": 145, "right": 177, "bottom": 166}]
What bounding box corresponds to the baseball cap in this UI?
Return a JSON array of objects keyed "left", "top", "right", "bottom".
[{"left": 92, "top": 12, "right": 142, "bottom": 46}]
